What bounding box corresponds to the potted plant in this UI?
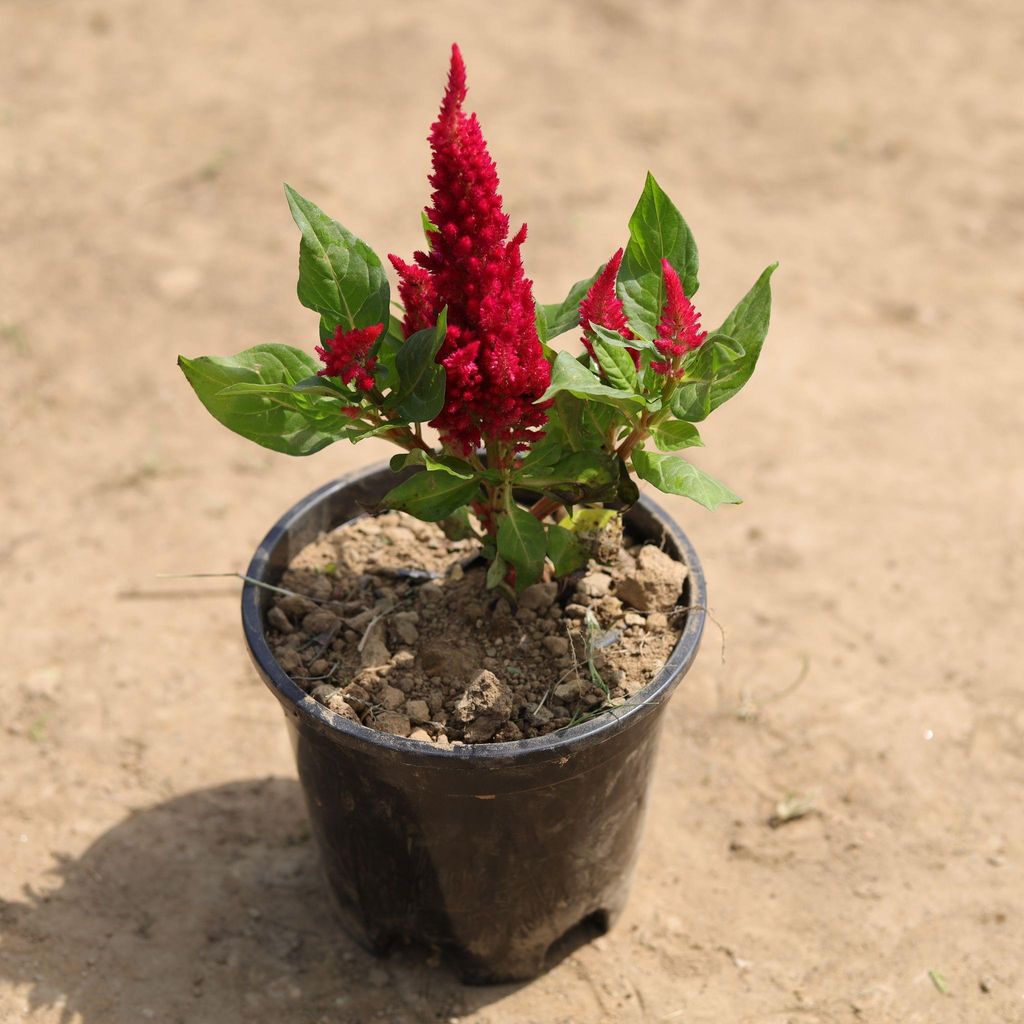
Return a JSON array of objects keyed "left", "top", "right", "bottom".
[{"left": 179, "top": 44, "right": 775, "bottom": 983}]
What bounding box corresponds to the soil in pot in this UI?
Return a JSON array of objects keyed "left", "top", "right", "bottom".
[{"left": 264, "top": 511, "right": 689, "bottom": 744}]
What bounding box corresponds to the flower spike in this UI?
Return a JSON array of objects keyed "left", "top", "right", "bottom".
[
  {"left": 651, "top": 259, "right": 707, "bottom": 376},
  {"left": 388, "top": 45, "right": 550, "bottom": 454},
  {"left": 578, "top": 249, "right": 639, "bottom": 368}
]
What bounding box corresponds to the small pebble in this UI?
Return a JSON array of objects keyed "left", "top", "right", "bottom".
[
  {"left": 405, "top": 699, "right": 430, "bottom": 723},
  {"left": 380, "top": 684, "right": 405, "bottom": 710},
  {"left": 542, "top": 636, "right": 570, "bottom": 657},
  {"left": 325, "top": 693, "right": 360, "bottom": 722},
  {"left": 577, "top": 572, "right": 613, "bottom": 598},
  {"left": 310, "top": 684, "right": 338, "bottom": 703},
  {"left": 302, "top": 609, "right": 340, "bottom": 635},
  {"left": 267, "top": 606, "right": 294, "bottom": 633},
  {"left": 371, "top": 711, "right": 411, "bottom": 737},
  {"left": 553, "top": 679, "right": 582, "bottom": 700},
  {"left": 519, "top": 581, "right": 557, "bottom": 610}
]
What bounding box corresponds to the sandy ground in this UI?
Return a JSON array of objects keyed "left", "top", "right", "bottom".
[{"left": 2, "top": 1, "right": 1023, "bottom": 1021}]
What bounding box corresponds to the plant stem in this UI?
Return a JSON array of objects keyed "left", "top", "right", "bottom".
[{"left": 528, "top": 495, "right": 560, "bottom": 522}]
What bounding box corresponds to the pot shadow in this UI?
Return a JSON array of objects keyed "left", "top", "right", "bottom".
[{"left": 0, "top": 778, "right": 530, "bottom": 1023}]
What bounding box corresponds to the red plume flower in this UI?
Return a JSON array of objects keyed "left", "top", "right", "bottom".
[
  {"left": 388, "top": 44, "right": 550, "bottom": 454},
  {"left": 388, "top": 255, "right": 437, "bottom": 338},
  {"left": 651, "top": 259, "right": 706, "bottom": 376},
  {"left": 316, "top": 323, "right": 383, "bottom": 392},
  {"left": 578, "top": 249, "right": 639, "bottom": 368}
]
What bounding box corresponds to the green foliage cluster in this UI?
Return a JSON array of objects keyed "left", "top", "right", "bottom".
[{"left": 180, "top": 175, "right": 775, "bottom": 593}]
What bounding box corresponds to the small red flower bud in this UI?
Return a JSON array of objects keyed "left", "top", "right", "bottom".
[
  {"left": 578, "top": 249, "right": 639, "bottom": 368},
  {"left": 652, "top": 259, "right": 706, "bottom": 376},
  {"left": 315, "top": 323, "right": 383, "bottom": 393}
]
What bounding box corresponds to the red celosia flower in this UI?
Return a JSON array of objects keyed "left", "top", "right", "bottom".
[
  {"left": 388, "top": 255, "right": 437, "bottom": 338},
  {"left": 388, "top": 44, "right": 550, "bottom": 454},
  {"left": 578, "top": 249, "right": 639, "bottom": 368},
  {"left": 316, "top": 323, "right": 383, "bottom": 393},
  {"left": 651, "top": 259, "right": 706, "bottom": 376}
]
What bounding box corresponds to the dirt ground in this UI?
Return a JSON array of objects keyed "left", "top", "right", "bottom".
[{"left": 2, "top": 1, "right": 1023, "bottom": 1021}]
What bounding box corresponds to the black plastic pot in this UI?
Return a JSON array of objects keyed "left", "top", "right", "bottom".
[{"left": 242, "top": 461, "right": 706, "bottom": 983}]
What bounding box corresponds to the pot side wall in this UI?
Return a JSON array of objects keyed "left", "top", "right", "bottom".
[{"left": 243, "top": 462, "right": 706, "bottom": 983}]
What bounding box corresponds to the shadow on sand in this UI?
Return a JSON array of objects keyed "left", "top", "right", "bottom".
[{"left": 0, "top": 779, "right": 534, "bottom": 1023}]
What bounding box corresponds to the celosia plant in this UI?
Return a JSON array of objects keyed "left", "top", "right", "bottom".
[{"left": 180, "top": 44, "right": 776, "bottom": 592}]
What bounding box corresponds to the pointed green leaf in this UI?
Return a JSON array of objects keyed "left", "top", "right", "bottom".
[
  {"left": 632, "top": 449, "right": 741, "bottom": 510},
  {"left": 284, "top": 184, "right": 389, "bottom": 331},
  {"left": 391, "top": 308, "right": 447, "bottom": 422},
  {"left": 497, "top": 504, "right": 547, "bottom": 591},
  {"left": 589, "top": 325, "right": 638, "bottom": 392},
  {"left": 438, "top": 507, "right": 478, "bottom": 542},
  {"left": 529, "top": 393, "right": 618, "bottom": 462},
  {"left": 670, "top": 333, "right": 744, "bottom": 422},
  {"left": 538, "top": 351, "right": 644, "bottom": 410},
  {"left": 486, "top": 553, "right": 509, "bottom": 591},
  {"left": 618, "top": 173, "right": 699, "bottom": 341},
  {"left": 702, "top": 263, "right": 777, "bottom": 412},
  {"left": 515, "top": 451, "right": 622, "bottom": 505},
  {"left": 536, "top": 265, "right": 603, "bottom": 343},
  {"left": 589, "top": 321, "right": 657, "bottom": 354},
  {"left": 546, "top": 522, "right": 589, "bottom": 576},
  {"left": 615, "top": 454, "right": 641, "bottom": 508},
  {"left": 379, "top": 469, "right": 480, "bottom": 522},
  {"left": 650, "top": 420, "right": 703, "bottom": 451},
  {"left": 390, "top": 449, "right": 477, "bottom": 479},
  {"left": 178, "top": 344, "right": 353, "bottom": 456},
  {"left": 421, "top": 209, "right": 439, "bottom": 241}
]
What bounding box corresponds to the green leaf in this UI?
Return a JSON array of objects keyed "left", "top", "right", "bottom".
[
  {"left": 372, "top": 333, "right": 402, "bottom": 393},
  {"left": 421, "top": 209, "right": 439, "bottom": 241},
  {"left": 670, "top": 376, "right": 712, "bottom": 422},
  {"left": 669, "top": 333, "right": 744, "bottom": 422},
  {"left": 178, "top": 344, "right": 353, "bottom": 456},
  {"left": 390, "top": 449, "right": 477, "bottom": 479},
  {"left": 562, "top": 507, "right": 617, "bottom": 533},
  {"left": 527, "top": 394, "right": 618, "bottom": 466},
  {"left": 538, "top": 351, "right": 644, "bottom": 410},
  {"left": 702, "top": 263, "right": 777, "bottom": 413},
  {"left": 618, "top": 173, "right": 699, "bottom": 341},
  {"left": 515, "top": 432, "right": 566, "bottom": 475},
  {"left": 291, "top": 375, "right": 360, "bottom": 401},
  {"left": 615, "top": 454, "right": 640, "bottom": 508},
  {"left": 650, "top": 419, "right": 703, "bottom": 451},
  {"left": 546, "top": 522, "right": 589, "bottom": 576},
  {"left": 589, "top": 322, "right": 657, "bottom": 354},
  {"left": 497, "top": 504, "right": 547, "bottom": 591},
  {"left": 438, "top": 507, "right": 478, "bottom": 542},
  {"left": 515, "top": 451, "right": 622, "bottom": 505},
  {"left": 391, "top": 308, "right": 447, "bottom": 422},
  {"left": 284, "top": 184, "right": 389, "bottom": 331},
  {"left": 379, "top": 469, "right": 480, "bottom": 522},
  {"left": 536, "top": 266, "right": 603, "bottom": 343},
  {"left": 632, "top": 449, "right": 741, "bottom": 510},
  {"left": 343, "top": 420, "right": 408, "bottom": 443},
  {"left": 589, "top": 325, "right": 638, "bottom": 392},
  {"left": 485, "top": 553, "right": 509, "bottom": 591}
]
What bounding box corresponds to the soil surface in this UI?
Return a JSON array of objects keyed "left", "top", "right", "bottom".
[
  {"left": 267, "top": 512, "right": 686, "bottom": 743},
  {"left": 3, "top": 2, "right": 1023, "bottom": 1023}
]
